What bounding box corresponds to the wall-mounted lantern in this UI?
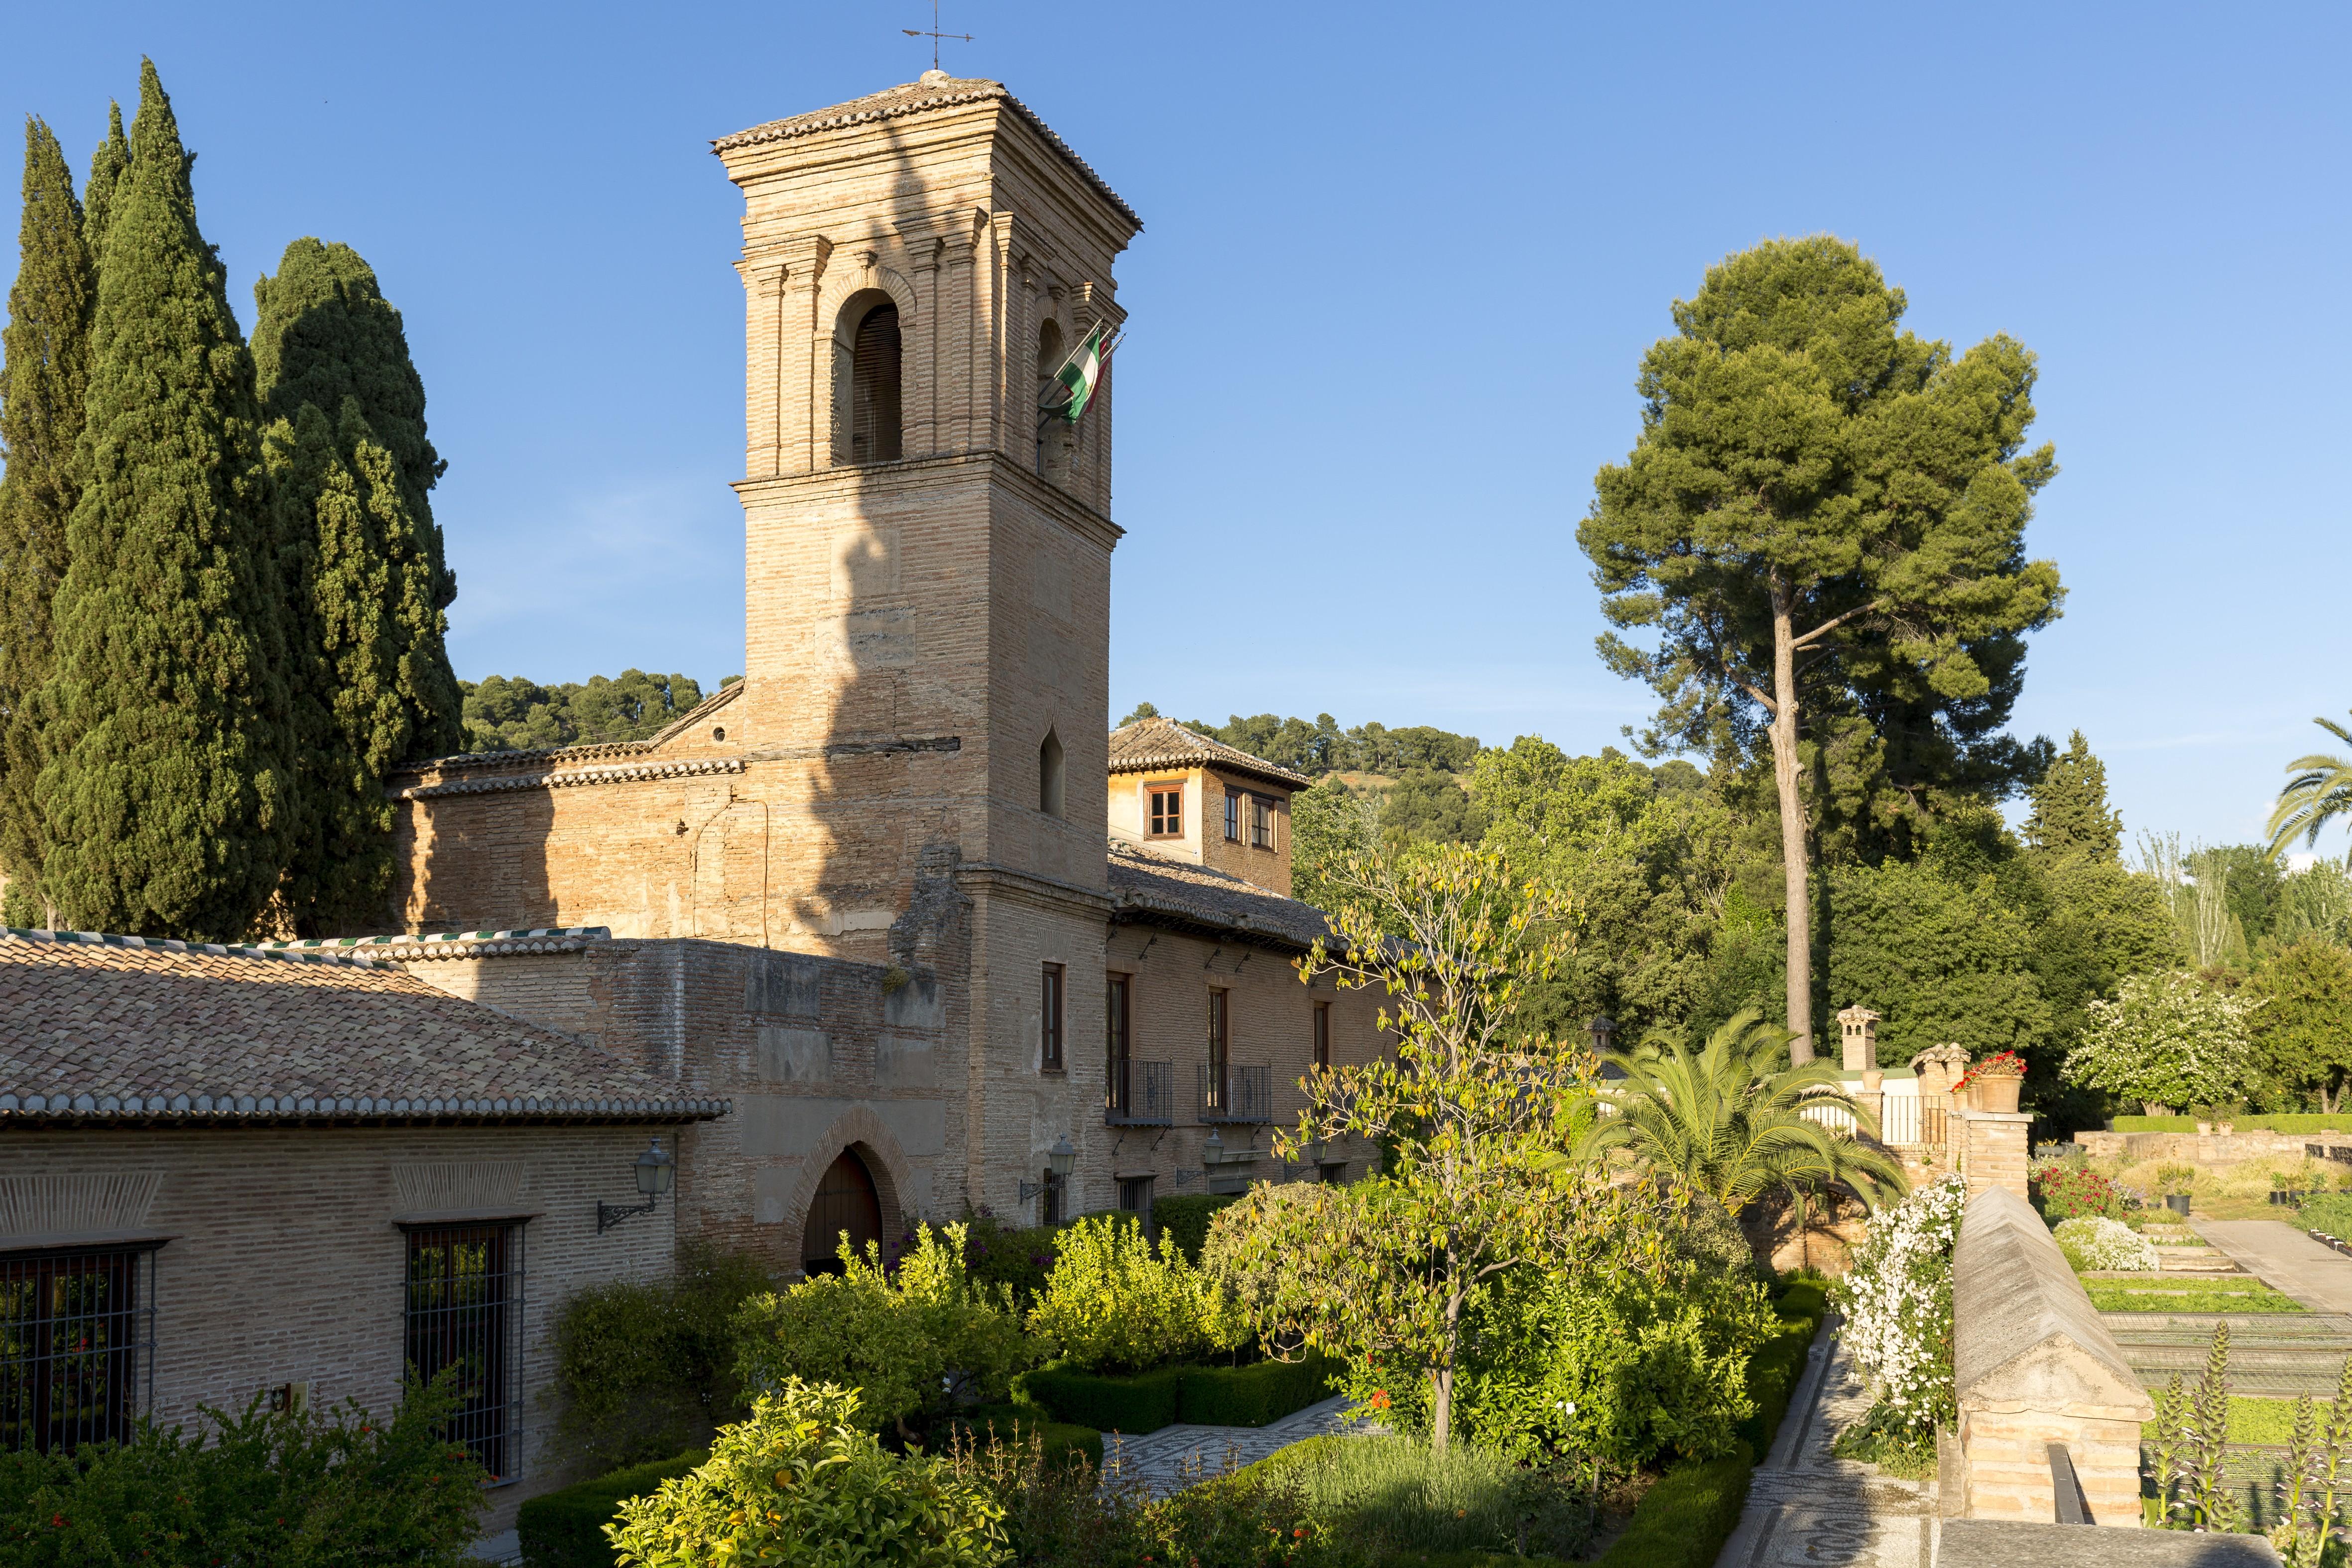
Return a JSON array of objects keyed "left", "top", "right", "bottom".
[
  {"left": 598, "top": 1137, "right": 676, "bottom": 1233},
  {"left": 1018, "top": 1133, "right": 1077, "bottom": 1208}
]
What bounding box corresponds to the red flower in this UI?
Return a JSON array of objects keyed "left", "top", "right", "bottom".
[{"left": 1368, "top": 1390, "right": 1391, "bottom": 1411}]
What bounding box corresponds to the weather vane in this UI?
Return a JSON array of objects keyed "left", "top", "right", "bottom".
[{"left": 903, "top": 0, "right": 973, "bottom": 73}]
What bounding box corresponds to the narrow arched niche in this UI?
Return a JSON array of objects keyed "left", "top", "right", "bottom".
[
  {"left": 834, "top": 293, "right": 902, "bottom": 465},
  {"left": 1035, "top": 317, "right": 1066, "bottom": 480},
  {"left": 801, "top": 1146, "right": 883, "bottom": 1276},
  {"left": 1039, "top": 728, "right": 1065, "bottom": 819}
]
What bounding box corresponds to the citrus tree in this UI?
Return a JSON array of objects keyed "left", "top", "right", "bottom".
[{"left": 1204, "top": 842, "right": 1674, "bottom": 1453}]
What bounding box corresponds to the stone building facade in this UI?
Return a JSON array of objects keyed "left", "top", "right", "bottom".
[{"left": 372, "top": 75, "right": 1387, "bottom": 1273}]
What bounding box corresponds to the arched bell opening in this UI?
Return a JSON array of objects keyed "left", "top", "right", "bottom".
[{"left": 832, "top": 291, "right": 903, "bottom": 466}]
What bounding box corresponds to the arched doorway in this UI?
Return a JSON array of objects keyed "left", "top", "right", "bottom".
[{"left": 801, "top": 1147, "right": 883, "bottom": 1277}]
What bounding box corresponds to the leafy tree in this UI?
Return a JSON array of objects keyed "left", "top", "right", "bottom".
[
  {"left": 1174, "top": 711, "right": 1485, "bottom": 779},
  {"left": 36, "top": 61, "right": 289, "bottom": 940},
  {"left": 2023, "top": 730, "right": 2121, "bottom": 860},
  {"left": 252, "top": 239, "right": 462, "bottom": 934},
  {"left": 1288, "top": 774, "right": 1377, "bottom": 913},
  {"left": 0, "top": 118, "right": 96, "bottom": 922},
  {"left": 1822, "top": 856, "right": 2052, "bottom": 1064},
  {"left": 2268, "top": 712, "right": 2352, "bottom": 863},
  {"left": 1115, "top": 700, "right": 1159, "bottom": 725},
  {"left": 1020, "top": 1214, "right": 1243, "bottom": 1374},
  {"left": 1580, "top": 1008, "right": 1904, "bottom": 1216},
  {"left": 460, "top": 670, "right": 707, "bottom": 752},
  {"left": 1205, "top": 842, "right": 1668, "bottom": 1453},
  {"left": 1582, "top": 237, "right": 2064, "bottom": 1058},
  {"left": 1472, "top": 737, "right": 1741, "bottom": 1038},
  {"left": 2271, "top": 861, "right": 2352, "bottom": 951},
  {"left": 1380, "top": 764, "right": 1485, "bottom": 845},
  {"left": 2249, "top": 940, "right": 2352, "bottom": 1113},
  {"left": 2064, "top": 969, "right": 2256, "bottom": 1114}
]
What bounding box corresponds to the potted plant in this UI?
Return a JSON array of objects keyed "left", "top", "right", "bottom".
[
  {"left": 2157, "top": 1162, "right": 2198, "bottom": 1217},
  {"left": 1960, "top": 1050, "right": 2027, "bottom": 1114}
]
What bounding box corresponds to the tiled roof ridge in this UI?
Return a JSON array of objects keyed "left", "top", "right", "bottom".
[
  {"left": 1106, "top": 717, "right": 1314, "bottom": 789},
  {"left": 3, "top": 927, "right": 390, "bottom": 970},
  {"left": 646, "top": 678, "right": 742, "bottom": 747},
  {"left": 396, "top": 738, "right": 654, "bottom": 774},
  {"left": 712, "top": 75, "right": 1141, "bottom": 232},
  {"left": 251, "top": 928, "right": 612, "bottom": 962},
  {"left": 0, "top": 1089, "right": 729, "bottom": 1122},
  {"left": 396, "top": 756, "right": 746, "bottom": 801}
]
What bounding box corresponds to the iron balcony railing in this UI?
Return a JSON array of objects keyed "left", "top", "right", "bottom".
[
  {"left": 1106, "top": 1059, "right": 1175, "bottom": 1126},
  {"left": 1200, "top": 1063, "right": 1272, "bottom": 1124}
]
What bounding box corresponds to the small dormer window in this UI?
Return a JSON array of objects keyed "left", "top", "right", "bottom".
[{"left": 1147, "top": 782, "right": 1183, "bottom": 838}]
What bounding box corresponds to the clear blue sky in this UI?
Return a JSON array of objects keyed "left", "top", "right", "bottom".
[{"left": 4, "top": 2, "right": 2346, "bottom": 854}]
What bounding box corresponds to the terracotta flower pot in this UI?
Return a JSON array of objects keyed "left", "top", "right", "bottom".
[{"left": 1976, "top": 1075, "right": 2023, "bottom": 1114}]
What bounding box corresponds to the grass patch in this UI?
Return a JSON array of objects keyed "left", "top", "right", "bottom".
[
  {"left": 2086, "top": 1275, "right": 2307, "bottom": 1313},
  {"left": 1252, "top": 1434, "right": 1602, "bottom": 1561},
  {"left": 2140, "top": 1395, "right": 2337, "bottom": 1447}
]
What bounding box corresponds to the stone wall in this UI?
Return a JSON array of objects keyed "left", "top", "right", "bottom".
[{"left": 1951, "top": 1185, "right": 2153, "bottom": 1526}]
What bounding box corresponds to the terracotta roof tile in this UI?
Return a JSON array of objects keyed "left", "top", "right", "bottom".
[
  {"left": 1107, "top": 718, "right": 1312, "bottom": 790},
  {"left": 0, "top": 931, "right": 725, "bottom": 1124},
  {"left": 1107, "top": 840, "right": 1334, "bottom": 951},
  {"left": 712, "top": 74, "right": 1141, "bottom": 232}
]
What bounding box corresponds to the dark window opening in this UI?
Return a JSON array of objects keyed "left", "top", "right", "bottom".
[
  {"left": 1118, "top": 1176, "right": 1154, "bottom": 1232},
  {"left": 0, "top": 1246, "right": 153, "bottom": 1455},
  {"left": 1040, "top": 1167, "right": 1065, "bottom": 1225},
  {"left": 1042, "top": 962, "right": 1066, "bottom": 1072},
  {"left": 1107, "top": 971, "right": 1132, "bottom": 1115},
  {"left": 1036, "top": 317, "right": 1066, "bottom": 478},
  {"left": 1251, "top": 795, "right": 1275, "bottom": 849},
  {"left": 1319, "top": 1162, "right": 1348, "bottom": 1185},
  {"left": 404, "top": 1225, "right": 523, "bottom": 1483},
  {"left": 803, "top": 1148, "right": 883, "bottom": 1276},
  {"left": 1313, "top": 1001, "right": 1331, "bottom": 1070},
  {"left": 1040, "top": 730, "right": 1065, "bottom": 818},
  {"left": 1148, "top": 784, "right": 1183, "bottom": 838},
  {"left": 850, "top": 302, "right": 903, "bottom": 463},
  {"left": 1223, "top": 791, "right": 1240, "bottom": 842},
  {"left": 1208, "top": 987, "right": 1231, "bottom": 1107}
]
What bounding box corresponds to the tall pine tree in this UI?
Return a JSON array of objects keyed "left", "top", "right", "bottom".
[
  {"left": 253, "top": 238, "right": 461, "bottom": 934},
  {"left": 0, "top": 119, "right": 96, "bottom": 924},
  {"left": 38, "top": 60, "right": 290, "bottom": 940}
]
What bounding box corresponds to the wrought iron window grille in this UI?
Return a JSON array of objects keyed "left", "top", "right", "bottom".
[
  {"left": 403, "top": 1223, "right": 525, "bottom": 1485},
  {"left": 1, "top": 1245, "right": 156, "bottom": 1455}
]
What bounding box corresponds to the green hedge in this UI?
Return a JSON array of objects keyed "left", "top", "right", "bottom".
[
  {"left": 1591, "top": 1443, "right": 1756, "bottom": 1568},
  {"left": 517, "top": 1448, "right": 706, "bottom": 1568},
  {"left": 1151, "top": 1194, "right": 1238, "bottom": 1263},
  {"left": 1734, "top": 1279, "right": 1827, "bottom": 1457},
  {"left": 1018, "top": 1351, "right": 1337, "bottom": 1434},
  {"left": 2111, "top": 1113, "right": 2352, "bottom": 1133}
]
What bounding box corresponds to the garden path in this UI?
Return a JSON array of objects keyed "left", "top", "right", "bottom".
[
  {"left": 2193, "top": 1220, "right": 2352, "bottom": 1313},
  {"left": 1099, "top": 1393, "right": 1363, "bottom": 1495},
  {"left": 1714, "top": 1311, "right": 1939, "bottom": 1567}
]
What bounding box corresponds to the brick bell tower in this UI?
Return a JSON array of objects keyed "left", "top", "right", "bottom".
[{"left": 714, "top": 74, "right": 1141, "bottom": 1201}]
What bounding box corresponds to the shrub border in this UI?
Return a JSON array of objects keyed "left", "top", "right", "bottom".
[{"left": 516, "top": 1448, "right": 707, "bottom": 1568}]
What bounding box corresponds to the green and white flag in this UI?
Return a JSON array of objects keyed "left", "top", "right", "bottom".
[{"left": 1047, "top": 322, "right": 1111, "bottom": 423}]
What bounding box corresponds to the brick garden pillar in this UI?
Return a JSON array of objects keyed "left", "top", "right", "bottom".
[{"left": 1958, "top": 1109, "right": 2033, "bottom": 1202}]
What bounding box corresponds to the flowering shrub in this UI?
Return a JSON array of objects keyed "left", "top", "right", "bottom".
[
  {"left": 607, "top": 1381, "right": 1004, "bottom": 1568},
  {"left": 2052, "top": 1216, "right": 2158, "bottom": 1273},
  {"left": 1834, "top": 1175, "right": 1967, "bottom": 1439},
  {"left": 1024, "top": 1214, "right": 1245, "bottom": 1374},
  {"left": 2030, "top": 1164, "right": 2125, "bottom": 1222},
  {"left": 2064, "top": 970, "right": 2255, "bottom": 1111}
]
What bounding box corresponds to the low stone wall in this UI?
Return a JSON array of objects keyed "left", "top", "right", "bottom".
[
  {"left": 2075, "top": 1129, "right": 2347, "bottom": 1165},
  {"left": 1952, "top": 1186, "right": 2154, "bottom": 1526}
]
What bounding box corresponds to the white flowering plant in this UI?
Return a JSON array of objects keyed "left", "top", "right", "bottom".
[
  {"left": 2053, "top": 1215, "right": 2158, "bottom": 1273},
  {"left": 1833, "top": 1175, "right": 1967, "bottom": 1439}
]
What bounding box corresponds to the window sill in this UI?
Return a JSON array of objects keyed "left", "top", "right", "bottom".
[{"left": 1038, "top": 1067, "right": 1067, "bottom": 1078}]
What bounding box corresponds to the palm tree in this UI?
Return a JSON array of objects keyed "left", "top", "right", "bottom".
[
  {"left": 2268, "top": 713, "right": 2352, "bottom": 863},
  {"left": 1578, "top": 1009, "right": 1908, "bottom": 1225}
]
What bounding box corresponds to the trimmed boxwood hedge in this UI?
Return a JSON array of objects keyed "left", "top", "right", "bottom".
[
  {"left": 2112, "top": 1113, "right": 2352, "bottom": 1133},
  {"left": 517, "top": 1448, "right": 706, "bottom": 1568},
  {"left": 1150, "top": 1193, "right": 1238, "bottom": 1263},
  {"left": 1018, "top": 1350, "right": 1338, "bottom": 1433},
  {"left": 1591, "top": 1442, "right": 1756, "bottom": 1568}
]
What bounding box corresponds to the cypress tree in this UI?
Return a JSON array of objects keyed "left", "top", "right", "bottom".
[
  {"left": 253, "top": 238, "right": 461, "bottom": 933},
  {"left": 81, "top": 103, "right": 127, "bottom": 261},
  {"left": 39, "top": 60, "right": 289, "bottom": 940},
  {"left": 2023, "top": 730, "right": 2122, "bottom": 861},
  {"left": 0, "top": 119, "right": 95, "bottom": 924}
]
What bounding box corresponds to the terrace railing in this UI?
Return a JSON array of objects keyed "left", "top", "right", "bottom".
[
  {"left": 1106, "top": 1059, "right": 1175, "bottom": 1126},
  {"left": 1199, "top": 1063, "right": 1272, "bottom": 1124}
]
